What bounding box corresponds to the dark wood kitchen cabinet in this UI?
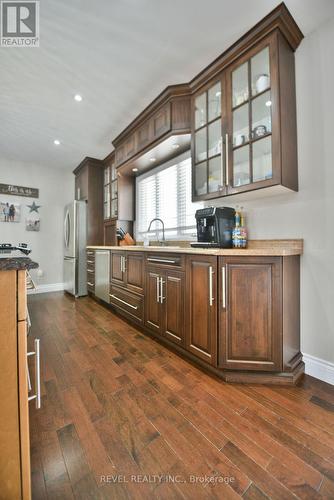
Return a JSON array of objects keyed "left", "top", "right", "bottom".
[
  {"left": 110, "top": 251, "right": 144, "bottom": 324},
  {"left": 185, "top": 255, "right": 217, "bottom": 365},
  {"left": 103, "top": 152, "right": 134, "bottom": 245},
  {"left": 73, "top": 157, "right": 104, "bottom": 245},
  {"left": 110, "top": 250, "right": 144, "bottom": 293},
  {"left": 218, "top": 255, "right": 301, "bottom": 380},
  {"left": 145, "top": 269, "right": 162, "bottom": 334},
  {"left": 191, "top": 5, "right": 303, "bottom": 201},
  {"left": 145, "top": 267, "right": 185, "bottom": 346},
  {"left": 218, "top": 256, "right": 282, "bottom": 371}
]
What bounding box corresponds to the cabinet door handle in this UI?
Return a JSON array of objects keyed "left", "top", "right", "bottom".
[
  {"left": 120, "top": 256, "right": 123, "bottom": 273},
  {"left": 222, "top": 266, "right": 226, "bottom": 309},
  {"left": 87, "top": 269, "right": 94, "bottom": 273},
  {"left": 225, "top": 133, "right": 229, "bottom": 186},
  {"left": 87, "top": 281, "right": 94, "bottom": 286},
  {"left": 123, "top": 256, "right": 127, "bottom": 273},
  {"left": 160, "top": 278, "right": 165, "bottom": 304},
  {"left": 147, "top": 258, "right": 176, "bottom": 264},
  {"left": 156, "top": 276, "right": 160, "bottom": 303},
  {"left": 87, "top": 260, "right": 94, "bottom": 264},
  {"left": 209, "top": 266, "right": 214, "bottom": 306},
  {"left": 220, "top": 136, "right": 224, "bottom": 187},
  {"left": 28, "top": 338, "right": 41, "bottom": 409},
  {"left": 110, "top": 294, "right": 138, "bottom": 310}
]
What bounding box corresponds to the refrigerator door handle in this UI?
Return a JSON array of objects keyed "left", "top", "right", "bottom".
[{"left": 64, "top": 210, "right": 71, "bottom": 248}]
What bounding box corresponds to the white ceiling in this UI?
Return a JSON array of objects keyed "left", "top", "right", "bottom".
[{"left": 1, "top": 0, "right": 334, "bottom": 170}]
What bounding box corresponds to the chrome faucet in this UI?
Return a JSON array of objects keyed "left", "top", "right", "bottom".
[{"left": 147, "top": 218, "right": 165, "bottom": 245}]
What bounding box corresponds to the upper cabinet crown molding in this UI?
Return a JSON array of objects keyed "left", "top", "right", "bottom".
[
  {"left": 189, "top": 2, "right": 303, "bottom": 93},
  {"left": 73, "top": 156, "right": 104, "bottom": 176},
  {"left": 110, "top": 3, "right": 303, "bottom": 173}
]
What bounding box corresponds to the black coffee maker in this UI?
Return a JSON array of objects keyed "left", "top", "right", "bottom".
[{"left": 191, "top": 207, "right": 235, "bottom": 248}]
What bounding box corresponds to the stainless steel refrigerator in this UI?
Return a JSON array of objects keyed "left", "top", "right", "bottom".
[{"left": 63, "top": 200, "right": 87, "bottom": 297}]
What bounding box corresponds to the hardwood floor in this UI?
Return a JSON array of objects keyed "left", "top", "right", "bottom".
[{"left": 28, "top": 292, "right": 334, "bottom": 499}]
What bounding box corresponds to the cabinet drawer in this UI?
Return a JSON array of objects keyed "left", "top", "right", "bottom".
[
  {"left": 145, "top": 253, "right": 185, "bottom": 270},
  {"left": 110, "top": 285, "right": 143, "bottom": 323}
]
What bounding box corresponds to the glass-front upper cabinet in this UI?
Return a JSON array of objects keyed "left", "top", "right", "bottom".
[
  {"left": 103, "top": 165, "right": 111, "bottom": 220},
  {"left": 191, "top": 31, "right": 299, "bottom": 201},
  {"left": 192, "top": 80, "right": 226, "bottom": 200},
  {"left": 104, "top": 155, "right": 118, "bottom": 220},
  {"left": 110, "top": 159, "right": 118, "bottom": 218},
  {"left": 226, "top": 41, "right": 276, "bottom": 195}
]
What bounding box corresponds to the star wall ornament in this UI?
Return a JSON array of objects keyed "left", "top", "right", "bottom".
[{"left": 27, "top": 201, "right": 41, "bottom": 213}]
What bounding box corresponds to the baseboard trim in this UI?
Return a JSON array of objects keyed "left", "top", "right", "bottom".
[
  {"left": 303, "top": 353, "right": 334, "bottom": 386},
  {"left": 28, "top": 283, "right": 65, "bottom": 294}
]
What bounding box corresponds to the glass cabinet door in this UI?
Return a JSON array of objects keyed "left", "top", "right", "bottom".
[
  {"left": 228, "top": 46, "right": 273, "bottom": 190},
  {"left": 193, "top": 80, "right": 224, "bottom": 199},
  {"left": 103, "top": 166, "right": 111, "bottom": 220}
]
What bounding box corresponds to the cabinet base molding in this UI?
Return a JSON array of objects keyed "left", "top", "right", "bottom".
[
  {"left": 220, "top": 361, "right": 305, "bottom": 385},
  {"left": 88, "top": 293, "right": 305, "bottom": 386}
]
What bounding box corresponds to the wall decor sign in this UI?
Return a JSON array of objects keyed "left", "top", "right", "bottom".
[
  {"left": 0, "top": 183, "right": 39, "bottom": 198},
  {"left": 0, "top": 201, "right": 21, "bottom": 222}
]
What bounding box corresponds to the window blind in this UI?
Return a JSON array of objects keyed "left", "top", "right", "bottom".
[{"left": 136, "top": 152, "right": 202, "bottom": 240}]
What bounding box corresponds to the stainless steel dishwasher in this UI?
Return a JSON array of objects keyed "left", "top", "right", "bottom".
[{"left": 94, "top": 250, "right": 110, "bottom": 302}]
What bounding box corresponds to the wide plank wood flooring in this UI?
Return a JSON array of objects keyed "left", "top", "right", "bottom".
[{"left": 28, "top": 292, "right": 334, "bottom": 499}]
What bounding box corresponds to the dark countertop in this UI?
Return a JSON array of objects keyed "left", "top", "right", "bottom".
[{"left": 0, "top": 257, "right": 39, "bottom": 271}]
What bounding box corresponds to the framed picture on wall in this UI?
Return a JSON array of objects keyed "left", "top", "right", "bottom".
[
  {"left": 0, "top": 201, "right": 21, "bottom": 222},
  {"left": 26, "top": 218, "right": 40, "bottom": 231}
]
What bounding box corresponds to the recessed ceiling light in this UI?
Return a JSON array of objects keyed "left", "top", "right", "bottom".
[
  {"left": 171, "top": 144, "right": 180, "bottom": 150},
  {"left": 265, "top": 100, "right": 272, "bottom": 107},
  {"left": 74, "top": 94, "right": 82, "bottom": 102},
  {"left": 132, "top": 168, "right": 138, "bottom": 172},
  {"left": 150, "top": 157, "right": 156, "bottom": 162},
  {"left": 54, "top": 139, "right": 60, "bottom": 145}
]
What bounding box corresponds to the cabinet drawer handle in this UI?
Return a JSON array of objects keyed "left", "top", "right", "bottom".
[
  {"left": 220, "top": 136, "right": 224, "bottom": 187},
  {"left": 87, "top": 281, "right": 94, "bottom": 286},
  {"left": 147, "top": 258, "right": 176, "bottom": 264},
  {"left": 209, "top": 266, "right": 214, "bottom": 306},
  {"left": 225, "top": 133, "right": 229, "bottom": 186},
  {"left": 87, "top": 260, "right": 94, "bottom": 264},
  {"left": 160, "top": 277, "right": 165, "bottom": 304},
  {"left": 87, "top": 269, "right": 94, "bottom": 273},
  {"left": 87, "top": 252, "right": 94, "bottom": 255},
  {"left": 28, "top": 338, "right": 41, "bottom": 409},
  {"left": 110, "top": 294, "right": 138, "bottom": 310},
  {"left": 222, "top": 266, "right": 226, "bottom": 309}
]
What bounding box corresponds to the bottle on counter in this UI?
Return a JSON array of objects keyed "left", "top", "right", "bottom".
[
  {"left": 232, "top": 207, "right": 248, "bottom": 248},
  {"left": 239, "top": 209, "right": 248, "bottom": 248}
]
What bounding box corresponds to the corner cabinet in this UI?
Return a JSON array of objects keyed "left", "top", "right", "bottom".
[{"left": 192, "top": 31, "right": 300, "bottom": 201}]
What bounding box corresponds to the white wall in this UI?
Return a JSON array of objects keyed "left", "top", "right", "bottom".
[
  {"left": 0, "top": 160, "right": 74, "bottom": 287},
  {"left": 209, "top": 17, "right": 334, "bottom": 367}
]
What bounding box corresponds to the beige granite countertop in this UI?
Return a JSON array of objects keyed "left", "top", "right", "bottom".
[{"left": 87, "top": 239, "right": 303, "bottom": 256}]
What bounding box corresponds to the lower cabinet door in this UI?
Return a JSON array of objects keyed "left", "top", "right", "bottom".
[
  {"left": 185, "top": 256, "right": 217, "bottom": 365},
  {"left": 162, "top": 271, "right": 185, "bottom": 346},
  {"left": 111, "top": 251, "right": 125, "bottom": 285},
  {"left": 219, "top": 256, "right": 282, "bottom": 371},
  {"left": 145, "top": 269, "right": 162, "bottom": 334}
]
